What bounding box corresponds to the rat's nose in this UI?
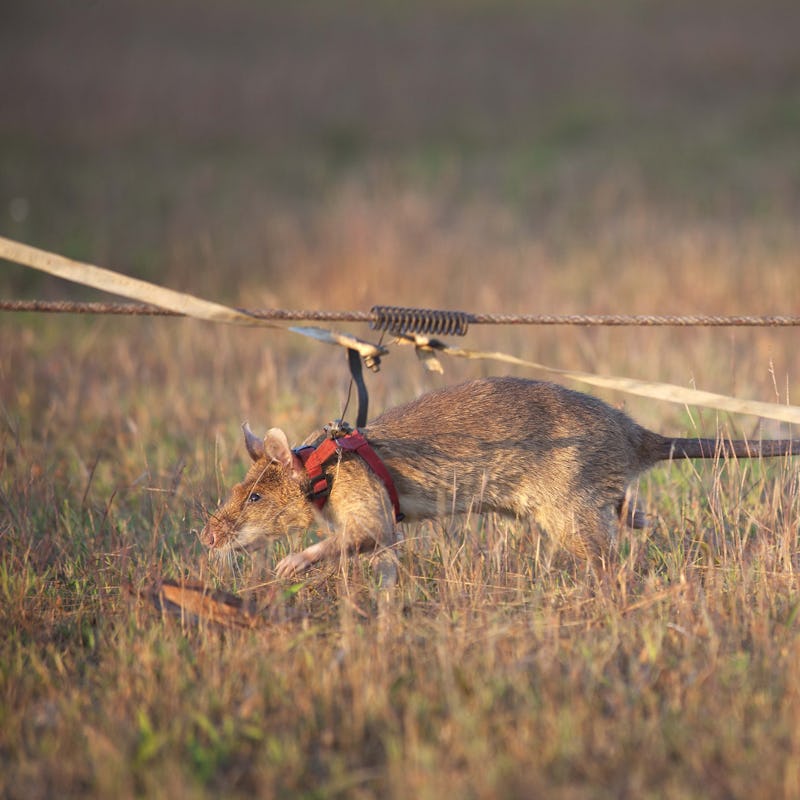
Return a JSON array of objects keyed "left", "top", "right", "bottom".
[{"left": 199, "top": 524, "right": 216, "bottom": 548}]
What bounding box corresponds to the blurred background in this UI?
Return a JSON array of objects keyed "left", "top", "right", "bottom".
[{"left": 1, "top": 0, "right": 799, "bottom": 439}]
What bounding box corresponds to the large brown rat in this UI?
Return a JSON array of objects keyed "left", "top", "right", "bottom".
[{"left": 201, "top": 376, "right": 799, "bottom": 579}]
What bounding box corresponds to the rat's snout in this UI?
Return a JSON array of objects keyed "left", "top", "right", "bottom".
[{"left": 199, "top": 521, "right": 217, "bottom": 549}]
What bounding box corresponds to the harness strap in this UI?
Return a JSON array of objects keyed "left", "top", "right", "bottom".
[
  {"left": 293, "top": 431, "right": 403, "bottom": 521},
  {"left": 293, "top": 439, "right": 339, "bottom": 510}
]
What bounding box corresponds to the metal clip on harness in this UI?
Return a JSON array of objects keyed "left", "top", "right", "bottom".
[{"left": 346, "top": 306, "right": 470, "bottom": 430}]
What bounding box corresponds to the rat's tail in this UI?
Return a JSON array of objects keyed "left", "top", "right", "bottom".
[{"left": 652, "top": 435, "right": 800, "bottom": 461}]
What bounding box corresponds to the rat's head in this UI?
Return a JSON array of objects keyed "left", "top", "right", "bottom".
[{"left": 200, "top": 424, "right": 315, "bottom": 555}]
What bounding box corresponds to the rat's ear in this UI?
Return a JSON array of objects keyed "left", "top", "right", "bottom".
[
  {"left": 263, "top": 427, "right": 294, "bottom": 471},
  {"left": 242, "top": 422, "right": 265, "bottom": 461}
]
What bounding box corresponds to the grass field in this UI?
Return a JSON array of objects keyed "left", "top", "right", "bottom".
[{"left": 2, "top": 2, "right": 800, "bottom": 797}]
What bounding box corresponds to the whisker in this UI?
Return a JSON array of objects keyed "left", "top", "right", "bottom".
[{"left": 201, "top": 465, "right": 322, "bottom": 579}]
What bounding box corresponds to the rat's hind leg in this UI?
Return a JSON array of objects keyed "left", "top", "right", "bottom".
[
  {"left": 546, "top": 501, "right": 621, "bottom": 571},
  {"left": 616, "top": 494, "right": 647, "bottom": 529}
]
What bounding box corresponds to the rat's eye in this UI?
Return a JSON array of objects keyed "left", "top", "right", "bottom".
[{"left": 248, "top": 492, "right": 262, "bottom": 503}]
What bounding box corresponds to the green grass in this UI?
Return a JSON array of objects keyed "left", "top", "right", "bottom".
[{"left": 2, "top": 1, "right": 800, "bottom": 796}]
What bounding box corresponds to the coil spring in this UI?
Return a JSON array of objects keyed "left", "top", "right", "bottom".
[{"left": 370, "top": 305, "right": 470, "bottom": 337}]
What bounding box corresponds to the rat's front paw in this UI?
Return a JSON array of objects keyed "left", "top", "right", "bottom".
[{"left": 275, "top": 551, "right": 313, "bottom": 578}]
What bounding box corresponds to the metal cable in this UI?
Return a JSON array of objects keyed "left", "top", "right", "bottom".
[
  {"left": 0, "top": 300, "right": 373, "bottom": 322},
  {"left": 466, "top": 313, "right": 800, "bottom": 327},
  {"left": 2, "top": 300, "right": 800, "bottom": 328}
]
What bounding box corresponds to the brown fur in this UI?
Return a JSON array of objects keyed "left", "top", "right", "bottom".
[{"left": 201, "top": 376, "right": 799, "bottom": 577}]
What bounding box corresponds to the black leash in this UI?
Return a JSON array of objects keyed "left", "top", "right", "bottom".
[
  {"left": 347, "top": 348, "right": 370, "bottom": 429},
  {"left": 345, "top": 310, "right": 470, "bottom": 429}
]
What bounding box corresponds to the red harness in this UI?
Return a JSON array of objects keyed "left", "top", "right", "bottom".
[{"left": 293, "top": 430, "right": 403, "bottom": 522}]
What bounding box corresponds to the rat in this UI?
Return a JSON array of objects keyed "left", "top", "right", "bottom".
[{"left": 200, "top": 376, "right": 799, "bottom": 579}]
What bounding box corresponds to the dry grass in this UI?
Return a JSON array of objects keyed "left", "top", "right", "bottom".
[
  {"left": 3, "top": 205, "right": 799, "bottom": 800},
  {"left": 3, "top": 1, "right": 800, "bottom": 797}
]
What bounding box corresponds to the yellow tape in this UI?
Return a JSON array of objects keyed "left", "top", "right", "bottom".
[
  {"left": 0, "top": 236, "right": 386, "bottom": 358},
  {"left": 2, "top": 235, "right": 797, "bottom": 425},
  {"left": 400, "top": 335, "right": 800, "bottom": 426},
  {"left": 0, "top": 235, "right": 258, "bottom": 324}
]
